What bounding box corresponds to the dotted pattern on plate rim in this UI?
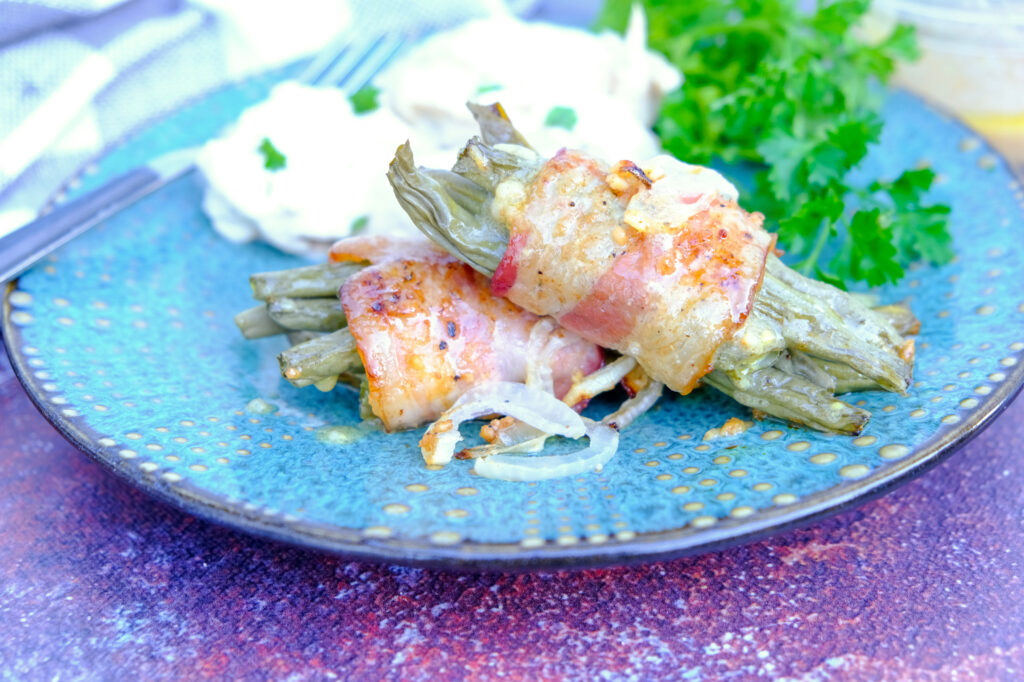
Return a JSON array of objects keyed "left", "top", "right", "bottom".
[{"left": 4, "top": 84, "right": 1024, "bottom": 551}]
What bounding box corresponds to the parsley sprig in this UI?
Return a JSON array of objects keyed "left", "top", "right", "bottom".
[
  {"left": 258, "top": 137, "right": 286, "bottom": 171},
  {"left": 349, "top": 84, "right": 381, "bottom": 114},
  {"left": 595, "top": 0, "right": 952, "bottom": 287},
  {"left": 545, "top": 106, "right": 579, "bottom": 131}
]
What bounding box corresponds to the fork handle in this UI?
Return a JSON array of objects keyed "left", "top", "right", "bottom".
[{"left": 0, "top": 165, "right": 193, "bottom": 284}]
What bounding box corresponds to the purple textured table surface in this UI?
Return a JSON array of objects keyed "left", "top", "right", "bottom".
[{"left": 1, "top": 336, "right": 1022, "bottom": 681}]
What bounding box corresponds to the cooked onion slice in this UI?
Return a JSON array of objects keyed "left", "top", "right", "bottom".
[
  {"left": 602, "top": 379, "right": 664, "bottom": 430},
  {"left": 481, "top": 354, "right": 639, "bottom": 447},
  {"left": 419, "top": 382, "right": 586, "bottom": 466},
  {"left": 560, "top": 355, "right": 637, "bottom": 408},
  {"left": 457, "top": 434, "right": 550, "bottom": 460},
  {"left": 481, "top": 418, "right": 546, "bottom": 449},
  {"left": 473, "top": 418, "right": 619, "bottom": 481},
  {"left": 523, "top": 319, "right": 559, "bottom": 392}
]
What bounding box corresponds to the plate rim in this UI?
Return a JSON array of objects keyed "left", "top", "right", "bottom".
[
  {"left": 4, "top": 319, "right": 1021, "bottom": 570},
  {"left": 3, "top": 72, "right": 1024, "bottom": 570}
]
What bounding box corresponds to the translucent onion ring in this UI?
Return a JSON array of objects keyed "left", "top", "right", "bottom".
[
  {"left": 602, "top": 380, "right": 664, "bottom": 431},
  {"left": 419, "top": 382, "right": 586, "bottom": 466},
  {"left": 473, "top": 418, "right": 619, "bottom": 482}
]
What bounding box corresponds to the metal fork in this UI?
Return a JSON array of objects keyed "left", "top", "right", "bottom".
[{"left": 0, "top": 31, "right": 408, "bottom": 284}]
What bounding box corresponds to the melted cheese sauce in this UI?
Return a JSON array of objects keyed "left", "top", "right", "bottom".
[{"left": 624, "top": 155, "right": 739, "bottom": 233}]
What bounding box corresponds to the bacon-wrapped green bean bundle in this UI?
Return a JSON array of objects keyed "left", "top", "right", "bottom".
[{"left": 387, "top": 104, "right": 916, "bottom": 434}]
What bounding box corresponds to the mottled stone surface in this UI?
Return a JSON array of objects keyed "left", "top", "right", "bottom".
[{"left": 1, "top": 340, "right": 1022, "bottom": 680}]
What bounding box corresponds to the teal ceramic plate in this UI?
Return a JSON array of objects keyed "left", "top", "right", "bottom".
[{"left": 4, "top": 70, "right": 1024, "bottom": 570}]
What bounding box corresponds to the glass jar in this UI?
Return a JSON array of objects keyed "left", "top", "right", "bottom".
[{"left": 867, "top": 0, "right": 1024, "bottom": 165}]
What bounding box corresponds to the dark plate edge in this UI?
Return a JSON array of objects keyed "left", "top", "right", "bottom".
[{"left": 4, "top": 300, "right": 1022, "bottom": 572}]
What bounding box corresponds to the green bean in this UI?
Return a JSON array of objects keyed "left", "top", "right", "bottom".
[
  {"left": 773, "top": 349, "right": 837, "bottom": 392},
  {"left": 808, "top": 358, "right": 883, "bottom": 393},
  {"left": 872, "top": 302, "right": 920, "bottom": 336},
  {"left": 705, "top": 368, "right": 870, "bottom": 435},
  {"left": 235, "top": 305, "right": 287, "bottom": 339},
  {"left": 313, "top": 375, "right": 339, "bottom": 392},
  {"left": 754, "top": 257, "right": 911, "bottom": 394},
  {"left": 467, "top": 102, "right": 535, "bottom": 148},
  {"left": 266, "top": 297, "right": 346, "bottom": 332},
  {"left": 849, "top": 292, "right": 880, "bottom": 308},
  {"left": 277, "top": 328, "right": 361, "bottom": 385},
  {"left": 286, "top": 330, "right": 325, "bottom": 345},
  {"left": 358, "top": 378, "right": 375, "bottom": 421},
  {"left": 713, "top": 286, "right": 914, "bottom": 405},
  {"left": 422, "top": 168, "right": 491, "bottom": 215},
  {"left": 386, "top": 107, "right": 538, "bottom": 277},
  {"left": 772, "top": 351, "right": 885, "bottom": 394},
  {"left": 713, "top": 314, "right": 786, "bottom": 376},
  {"left": 337, "top": 372, "right": 365, "bottom": 389},
  {"left": 387, "top": 142, "right": 508, "bottom": 277},
  {"left": 735, "top": 300, "right": 917, "bottom": 397},
  {"left": 250, "top": 262, "right": 365, "bottom": 301},
  {"left": 451, "top": 138, "right": 540, "bottom": 193},
  {"left": 766, "top": 255, "right": 907, "bottom": 353},
  {"left": 386, "top": 106, "right": 915, "bottom": 435}
]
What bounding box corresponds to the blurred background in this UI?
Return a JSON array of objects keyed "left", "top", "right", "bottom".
[
  {"left": 2, "top": 5, "right": 1023, "bottom": 679},
  {"left": 1, "top": 0, "right": 1022, "bottom": 240},
  {"left": 0, "top": 0, "right": 597, "bottom": 240},
  {"left": 867, "top": 0, "right": 1024, "bottom": 164}
]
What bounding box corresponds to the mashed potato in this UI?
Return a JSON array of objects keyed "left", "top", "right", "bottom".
[{"left": 197, "top": 8, "right": 681, "bottom": 258}]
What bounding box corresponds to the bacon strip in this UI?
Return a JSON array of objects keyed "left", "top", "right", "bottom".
[
  {"left": 491, "top": 150, "right": 776, "bottom": 394},
  {"left": 333, "top": 236, "right": 604, "bottom": 431}
]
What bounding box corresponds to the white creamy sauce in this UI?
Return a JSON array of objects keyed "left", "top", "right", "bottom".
[
  {"left": 197, "top": 9, "right": 682, "bottom": 257},
  {"left": 640, "top": 155, "right": 739, "bottom": 201},
  {"left": 624, "top": 155, "right": 740, "bottom": 233}
]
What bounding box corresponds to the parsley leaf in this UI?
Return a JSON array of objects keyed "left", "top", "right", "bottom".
[
  {"left": 258, "top": 137, "right": 286, "bottom": 171},
  {"left": 349, "top": 84, "right": 380, "bottom": 114},
  {"left": 475, "top": 83, "right": 503, "bottom": 96},
  {"left": 350, "top": 215, "right": 369, "bottom": 235},
  {"left": 596, "top": 0, "right": 952, "bottom": 287},
  {"left": 545, "top": 106, "right": 578, "bottom": 131}
]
